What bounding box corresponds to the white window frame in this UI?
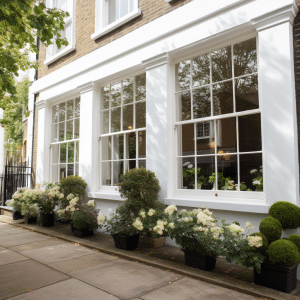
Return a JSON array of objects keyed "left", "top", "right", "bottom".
[
  {"left": 92, "top": 0, "right": 141, "bottom": 40},
  {"left": 44, "top": 0, "right": 76, "bottom": 66},
  {"left": 174, "top": 35, "right": 264, "bottom": 200}
]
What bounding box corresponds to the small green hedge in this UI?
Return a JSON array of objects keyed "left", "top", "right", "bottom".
[
  {"left": 267, "top": 240, "right": 300, "bottom": 267},
  {"left": 269, "top": 201, "right": 300, "bottom": 229},
  {"left": 259, "top": 217, "right": 282, "bottom": 244},
  {"left": 288, "top": 234, "right": 300, "bottom": 252}
]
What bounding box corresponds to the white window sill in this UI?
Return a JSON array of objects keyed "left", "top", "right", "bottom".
[
  {"left": 91, "top": 8, "right": 141, "bottom": 41},
  {"left": 44, "top": 45, "right": 76, "bottom": 66},
  {"left": 164, "top": 196, "right": 269, "bottom": 214},
  {"left": 88, "top": 191, "right": 124, "bottom": 201}
]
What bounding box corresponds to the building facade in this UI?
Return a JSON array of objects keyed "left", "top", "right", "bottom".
[{"left": 30, "top": 0, "right": 299, "bottom": 237}]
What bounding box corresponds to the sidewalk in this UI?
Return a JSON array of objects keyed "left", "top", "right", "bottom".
[{"left": 0, "top": 217, "right": 299, "bottom": 300}]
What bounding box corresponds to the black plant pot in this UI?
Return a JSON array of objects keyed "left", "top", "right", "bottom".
[
  {"left": 13, "top": 210, "right": 23, "bottom": 220},
  {"left": 70, "top": 223, "right": 93, "bottom": 238},
  {"left": 40, "top": 212, "right": 55, "bottom": 227},
  {"left": 183, "top": 248, "right": 216, "bottom": 271},
  {"left": 112, "top": 233, "right": 140, "bottom": 251},
  {"left": 254, "top": 262, "right": 298, "bottom": 293},
  {"left": 27, "top": 217, "right": 37, "bottom": 224}
]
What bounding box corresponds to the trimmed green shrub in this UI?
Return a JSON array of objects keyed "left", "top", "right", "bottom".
[
  {"left": 288, "top": 234, "right": 300, "bottom": 252},
  {"left": 259, "top": 217, "right": 282, "bottom": 244},
  {"left": 249, "top": 232, "right": 269, "bottom": 254},
  {"left": 267, "top": 240, "right": 300, "bottom": 267},
  {"left": 269, "top": 201, "right": 300, "bottom": 229}
]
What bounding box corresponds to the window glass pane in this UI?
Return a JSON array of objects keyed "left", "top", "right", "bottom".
[
  {"left": 235, "top": 75, "right": 259, "bottom": 112},
  {"left": 123, "top": 78, "right": 134, "bottom": 104},
  {"left": 216, "top": 117, "right": 237, "bottom": 153},
  {"left": 113, "top": 161, "right": 123, "bottom": 186},
  {"left": 75, "top": 141, "right": 79, "bottom": 162},
  {"left": 196, "top": 156, "right": 215, "bottom": 190},
  {"left": 217, "top": 154, "right": 237, "bottom": 190},
  {"left": 59, "top": 102, "right": 66, "bottom": 122},
  {"left": 109, "top": 0, "right": 117, "bottom": 24},
  {"left": 102, "top": 136, "right": 112, "bottom": 161},
  {"left": 52, "top": 124, "right": 58, "bottom": 143},
  {"left": 67, "top": 100, "right": 74, "bottom": 120},
  {"left": 136, "top": 73, "right": 146, "bottom": 102},
  {"left": 240, "top": 153, "right": 263, "bottom": 192},
  {"left": 180, "top": 157, "right": 195, "bottom": 189},
  {"left": 213, "top": 81, "right": 233, "bottom": 116},
  {"left": 68, "top": 142, "right": 74, "bottom": 163},
  {"left": 138, "top": 160, "right": 146, "bottom": 168},
  {"left": 124, "top": 160, "right": 136, "bottom": 173},
  {"left": 212, "top": 46, "right": 232, "bottom": 83},
  {"left": 113, "top": 134, "right": 124, "bottom": 160},
  {"left": 177, "top": 91, "right": 191, "bottom": 121},
  {"left": 52, "top": 144, "right": 59, "bottom": 164},
  {"left": 59, "top": 165, "right": 66, "bottom": 180},
  {"left": 193, "top": 87, "right": 211, "bottom": 119},
  {"left": 123, "top": 104, "right": 133, "bottom": 131},
  {"left": 60, "top": 143, "right": 67, "bottom": 163},
  {"left": 234, "top": 38, "right": 257, "bottom": 77},
  {"left": 102, "top": 85, "right": 110, "bottom": 110},
  {"left": 192, "top": 54, "right": 210, "bottom": 88},
  {"left": 75, "top": 97, "right": 80, "bottom": 118},
  {"left": 74, "top": 119, "right": 79, "bottom": 139},
  {"left": 52, "top": 105, "right": 59, "bottom": 123},
  {"left": 176, "top": 60, "right": 190, "bottom": 91},
  {"left": 180, "top": 124, "right": 194, "bottom": 156},
  {"left": 136, "top": 101, "right": 146, "bottom": 128},
  {"left": 59, "top": 122, "right": 65, "bottom": 141},
  {"left": 126, "top": 132, "right": 136, "bottom": 159},
  {"left": 102, "top": 162, "right": 111, "bottom": 185},
  {"left": 238, "top": 113, "right": 261, "bottom": 152},
  {"left": 75, "top": 163, "right": 79, "bottom": 176},
  {"left": 196, "top": 121, "right": 215, "bottom": 155},
  {"left": 120, "top": 0, "right": 129, "bottom": 18},
  {"left": 138, "top": 131, "right": 146, "bottom": 159},
  {"left": 67, "top": 164, "right": 74, "bottom": 177},
  {"left": 52, "top": 165, "right": 58, "bottom": 182},
  {"left": 111, "top": 107, "right": 121, "bottom": 132},
  {"left": 111, "top": 82, "right": 121, "bottom": 107},
  {"left": 102, "top": 110, "right": 109, "bottom": 134},
  {"left": 66, "top": 120, "right": 73, "bottom": 140}
]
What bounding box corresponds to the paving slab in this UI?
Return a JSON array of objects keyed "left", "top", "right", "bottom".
[
  {"left": 0, "top": 223, "right": 14, "bottom": 230},
  {"left": 0, "top": 248, "right": 29, "bottom": 265},
  {"left": 140, "top": 277, "right": 258, "bottom": 300},
  {"left": 8, "top": 238, "right": 66, "bottom": 253},
  {"left": 0, "top": 227, "right": 28, "bottom": 236},
  {"left": 69, "top": 258, "right": 182, "bottom": 299},
  {"left": 49, "top": 252, "right": 119, "bottom": 273},
  {"left": 0, "top": 231, "right": 51, "bottom": 247},
  {"left": 9, "top": 278, "right": 120, "bottom": 300},
  {"left": 0, "top": 260, "right": 69, "bottom": 300},
  {"left": 22, "top": 242, "right": 96, "bottom": 264}
]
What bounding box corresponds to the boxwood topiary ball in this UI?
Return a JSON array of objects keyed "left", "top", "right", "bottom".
[
  {"left": 249, "top": 232, "right": 268, "bottom": 254},
  {"left": 259, "top": 217, "right": 282, "bottom": 244},
  {"left": 267, "top": 239, "right": 300, "bottom": 267},
  {"left": 288, "top": 234, "right": 300, "bottom": 252},
  {"left": 269, "top": 201, "right": 300, "bottom": 229}
]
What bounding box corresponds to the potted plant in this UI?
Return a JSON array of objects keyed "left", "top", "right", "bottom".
[
  {"left": 168, "top": 206, "right": 224, "bottom": 271},
  {"left": 70, "top": 199, "right": 104, "bottom": 238},
  {"left": 20, "top": 202, "right": 39, "bottom": 224},
  {"left": 7, "top": 188, "right": 28, "bottom": 220}
]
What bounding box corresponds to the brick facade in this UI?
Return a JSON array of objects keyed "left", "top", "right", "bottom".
[{"left": 38, "top": 0, "right": 194, "bottom": 79}]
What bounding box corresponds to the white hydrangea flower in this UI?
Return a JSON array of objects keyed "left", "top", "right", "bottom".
[
  {"left": 153, "top": 224, "right": 164, "bottom": 235},
  {"left": 133, "top": 217, "right": 143, "bottom": 231},
  {"left": 246, "top": 221, "right": 254, "bottom": 230},
  {"left": 203, "top": 208, "right": 212, "bottom": 216},
  {"left": 227, "top": 223, "right": 245, "bottom": 237},
  {"left": 164, "top": 205, "right": 177, "bottom": 216},
  {"left": 147, "top": 209, "right": 155, "bottom": 216},
  {"left": 67, "top": 193, "right": 74, "bottom": 200},
  {"left": 168, "top": 222, "right": 175, "bottom": 229},
  {"left": 139, "top": 210, "right": 146, "bottom": 218},
  {"left": 247, "top": 236, "right": 263, "bottom": 248},
  {"left": 87, "top": 200, "right": 95, "bottom": 207},
  {"left": 183, "top": 217, "right": 190, "bottom": 223},
  {"left": 253, "top": 180, "right": 261, "bottom": 185},
  {"left": 97, "top": 214, "right": 107, "bottom": 225},
  {"left": 250, "top": 169, "right": 258, "bottom": 174}
]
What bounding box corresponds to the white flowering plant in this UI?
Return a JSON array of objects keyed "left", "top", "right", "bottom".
[
  {"left": 168, "top": 206, "right": 224, "bottom": 258},
  {"left": 222, "top": 221, "right": 265, "bottom": 272},
  {"left": 251, "top": 166, "right": 263, "bottom": 191},
  {"left": 104, "top": 212, "right": 138, "bottom": 236},
  {"left": 20, "top": 202, "right": 39, "bottom": 219}
]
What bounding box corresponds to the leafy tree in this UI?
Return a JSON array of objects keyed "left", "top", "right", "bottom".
[{"left": 0, "top": 0, "right": 69, "bottom": 106}]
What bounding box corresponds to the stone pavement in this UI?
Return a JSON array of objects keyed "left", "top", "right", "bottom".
[{"left": 0, "top": 218, "right": 299, "bottom": 300}]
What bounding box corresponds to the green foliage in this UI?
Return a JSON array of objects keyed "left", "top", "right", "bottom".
[
  {"left": 72, "top": 203, "right": 100, "bottom": 231},
  {"left": 20, "top": 202, "right": 38, "bottom": 218},
  {"left": 288, "top": 234, "right": 300, "bottom": 252},
  {"left": 259, "top": 217, "right": 282, "bottom": 244},
  {"left": 269, "top": 201, "right": 300, "bottom": 229},
  {"left": 104, "top": 212, "right": 138, "bottom": 236},
  {"left": 59, "top": 176, "right": 87, "bottom": 208},
  {"left": 249, "top": 232, "right": 269, "bottom": 255},
  {"left": 118, "top": 168, "right": 161, "bottom": 216},
  {"left": 0, "top": 1, "right": 69, "bottom": 103},
  {"left": 267, "top": 240, "right": 300, "bottom": 267}
]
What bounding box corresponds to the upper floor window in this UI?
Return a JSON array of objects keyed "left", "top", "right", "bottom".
[
  {"left": 45, "top": 0, "right": 76, "bottom": 65},
  {"left": 92, "top": 0, "right": 141, "bottom": 40}
]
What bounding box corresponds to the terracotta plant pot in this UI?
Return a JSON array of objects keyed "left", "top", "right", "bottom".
[
  {"left": 40, "top": 212, "right": 55, "bottom": 227},
  {"left": 112, "top": 233, "right": 140, "bottom": 251},
  {"left": 70, "top": 223, "right": 93, "bottom": 238},
  {"left": 183, "top": 248, "right": 216, "bottom": 271},
  {"left": 254, "top": 262, "right": 298, "bottom": 293}
]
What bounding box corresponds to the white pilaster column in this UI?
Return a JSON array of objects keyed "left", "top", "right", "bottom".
[
  {"left": 142, "top": 53, "right": 171, "bottom": 201},
  {"left": 252, "top": 4, "right": 299, "bottom": 205},
  {"left": 36, "top": 100, "right": 51, "bottom": 186},
  {"left": 77, "top": 82, "right": 100, "bottom": 194}
]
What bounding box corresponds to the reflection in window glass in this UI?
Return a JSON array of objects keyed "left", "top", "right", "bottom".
[
  {"left": 216, "top": 117, "right": 237, "bottom": 153},
  {"left": 59, "top": 102, "right": 65, "bottom": 122},
  {"left": 196, "top": 121, "right": 215, "bottom": 156},
  {"left": 67, "top": 100, "right": 73, "bottom": 120},
  {"left": 136, "top": 73, "right": 146, "bottom": 102},
  {"left": 177, "top": 91, "right": 191, "bottom": 121},
  {"left": 111, "top": 107, "right": 121, "bottom": 132},
  {"left": 123, "top": 78, "right": 133, "bottom": 104},
  {"left": 212, "top": 46, "right": 232, "bottom": 83},
  {"left": 111, "top": 82, "right": 121, "bottom": 107},
  {"left": 196, "top": 156, "right": 215, "bottom": 190},
  {"left": 193, "top": 87, "right": 211, "bottom": 119},
  {"left": 176, "top": 60, "right": 190, "bottom": 91},
  {"left": 181, "top": 124, "right": 194, "bottom": 156},
  {"left": 192, "top": 54, "right": 210, "bottom": 88},
  {"left": 217, "top": 154, "right": 237, "bottom": 190},
  {"left": 181, "top": 157, "right": 195, "bottom": 189},
  {"left": 108, "top": 0, "right": 134, "bottom": 25},
  {"left": 138, "top": 131, "right": 146, "bottom": 158},
  {"left": 136, "top": 101, "right": 146, "bottom": 128},
  {"left": 123, "top": 104, "right": 133, "bottom": 131},
  {"left": 213, "top": 81, "right": 233, "bottom": 116}
]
